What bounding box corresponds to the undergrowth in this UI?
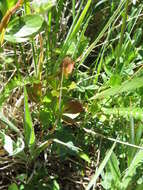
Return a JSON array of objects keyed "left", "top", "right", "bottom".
[{"left": 0, "top": 0, "right": 143, "bottom": 190}]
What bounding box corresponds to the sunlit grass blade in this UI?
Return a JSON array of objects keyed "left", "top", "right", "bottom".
[
  {"left": 24, "top": 86, "right": 35, "bottom": 150},
  {"left": 69, "top": 0, "right": 92, "bottom": 41},
  {"left": 72, "top": 15, "right": 91, "bottom": 59},
  {"left": 86, "top": 142, "right": 116, "bottom": 190}
]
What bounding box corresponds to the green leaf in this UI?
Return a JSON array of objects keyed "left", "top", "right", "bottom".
[
  {"left": 136, "top": 184, "right": 143, "bottom": 190},
  {"left": 60, "top": 0, "right": 91, "bottom": 59},
  {"left": 52, "top": 180, "right": 60, "bottom": 190},
  {"left": 0, "top": 132, "right": 24, "bottom": 156},
  {"left": 101, "top": 172, "right": 113, "bottom": 189},
  {"left": 0, "top": 76, "right": 35, "bottom": 107},
  {"left": 109, "top": 74, "right": 122, "bottom": 87},
  {"left": 32, "top": 0, "right": 56, "bottom": 14},
  {"left": 7, "top": 0, "right": 17, "bottom": 9},
  {"left": 121, "top": 149, "right": 143, "bottom": 189},
  {"left": 105, "top": 152, "right": 121, "bottom": 188},
  {"left": 86, "top": 142, "right": 116, "bottom": 190},
  {"left": 24, "top": 86, "right": 35, "bottom": 150},
  {"left": 5, "top": 14, "right": 44, "bottom": 42},
  {"left": 78, "top": 152, "right": 91, "bottom": 163},
  {"left": 0, "top": 132, "right": 13, "bottom": 155},
  {"left": 33, "top": 140, "right": 50, "bottom": 159},
  {"left": 0, "top": 0, "right": 8, "bottom": 15},
  {"left": 135, "top": 124, "right": 143, "bottom": 145},
  {"left": 8, "top": 183, "right": 19, "bottom": 190},
  {"left": 92, "top": 76, "right": 143, "bottom": 100},
  {"left": 4, "top": 35, "right": 29, "bottom": 43}
]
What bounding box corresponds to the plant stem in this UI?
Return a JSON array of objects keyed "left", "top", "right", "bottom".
[
  {"left": 117, "top": 0, "right": 129, "bottom": 66},
  {"left": 72, "top": 0, "right": 76, "bottom": 19},
  {"left": 59, "top": 68, "right": 64, "bottom": 117}
]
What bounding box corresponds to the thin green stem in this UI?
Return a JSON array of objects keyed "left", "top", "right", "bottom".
[
  {"left": 24, "top": 0, "right": 27, "bottom": 14},
  {"left": 59, "top": 70, "right": 64, "bottom": 117},
  {"left": 117, "top": 0, "right": 129, "bottom": 66},
  {"left": 48, "top": 11, "right": 52, "bottom": 57},
  {"left": 72, "top": 0, "right": 76, "bottom": 19},
  {"left": 130, "top": 115, "right": 135, "bottom": 145},
  {"left": 54, "top": 70, "right": 64, "bottom": 127}
]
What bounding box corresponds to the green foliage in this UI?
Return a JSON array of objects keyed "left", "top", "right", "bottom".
[
  {"left": 101, "top": 152, "right": 121, "bottom": 190},
  {"left": 0, "top": 131, "right": 24, "bottom": 156},
  {"left": 5, "top": 14, "right": 44, "bottom": 43},
  {"left": 92, "top": 76, "right": 143, "bottom": 100},
  {"left": 0, "top": 0, "right": 143, "bottom": 189},
  {"left": 8, "top": 183, "right": 19, "bottom": 190},
  {"left": 24, "top": 86, "right": 35, "bottom": 151},
  {"left": 32, "top": 0, "right": 56, "bottom": 14},
  {"left": 102, "top": 107, "right": 143, "bottom": 121},
  {"left": 86, "top": 142, "right": 116, "bottom": 190},
  {"left": 0, "top": 111, "right": 20, "bottom": 133}
]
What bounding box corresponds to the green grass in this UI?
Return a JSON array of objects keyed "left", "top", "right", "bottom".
[{"left": 0, "top": 0, "right": 143, "bottom": 189}]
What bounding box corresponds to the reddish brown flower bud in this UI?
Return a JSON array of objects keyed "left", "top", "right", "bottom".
[{"left": 61, "top": 57, "right": 75, "bottom": 78}]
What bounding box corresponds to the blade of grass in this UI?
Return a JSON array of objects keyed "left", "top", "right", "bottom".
[
  {"left": 59, "top": 0, "right": 89, "bottom": 60},
  {"left": 116, "top": 0, "right": 130, "bottom": 72},
  {"left": 72, "top": 0, "right": 76, "bottom": 19},
  {"left": 121, "top": 148, "right": 143, "bottom": 189},
  {"left": 79, "top": 0, "right": 126, "bottom": 67},
  {"left": 24, "top": 86, "right": 35, "bottom": 151},
  {"left": 86, "top": 142, "right": 116, "bottom": 190},
  {"left": 94, "top": 26, "right": 112, "bottom": 84},
  {"left": 72, "top": 14, "right": 92, "bottom": 59},
  {"left": 69, "top": 0, "right": 92, "bottom": 41}
]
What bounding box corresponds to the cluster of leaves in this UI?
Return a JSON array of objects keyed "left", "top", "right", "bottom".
[{"left": 0, "top": 0, "right": 143, "bottom": 189}]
